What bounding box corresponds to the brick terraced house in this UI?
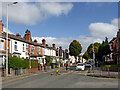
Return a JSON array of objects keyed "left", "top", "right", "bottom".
[
  {"left": 0, "top": 20, "right": 66, "bottom": 68},
  {"left": 107, "top": 29, "right": 120, "bottom": 64}
]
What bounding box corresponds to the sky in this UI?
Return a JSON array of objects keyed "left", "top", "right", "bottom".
[{"left": 1, "top": 2, "right": 119, "bottom": 54}]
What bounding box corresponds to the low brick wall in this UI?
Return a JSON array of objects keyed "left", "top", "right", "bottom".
[
  {"left": 2, "top": 65, "right": 53, "bottom": 77},
  {"left": 102, "top": 66, "right": 120, "bottom": 72},
  {"left": 31, "top": 68, "right": 38, "bottom": 72}
]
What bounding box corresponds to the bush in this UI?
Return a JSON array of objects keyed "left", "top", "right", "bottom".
[
  {"left": 45, "top": 56, "right": 53, "bottom": 66},
  {"left": 8, "top": 55, "right": 39, "bottom": 70},
  {"left": 103, "top": 64, "right": 120, "bottom": 67}
]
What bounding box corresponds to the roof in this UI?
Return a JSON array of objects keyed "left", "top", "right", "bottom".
[
  {"left": 109, "top": 37, "right": 116, "bottom": 44},
  {"left": 2, "top": 32, "right": 56, "bottom": 50}
]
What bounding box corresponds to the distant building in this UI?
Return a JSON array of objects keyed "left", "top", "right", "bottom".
[{"left": 108, "top": 37, "right": 116, "bottom": 64}]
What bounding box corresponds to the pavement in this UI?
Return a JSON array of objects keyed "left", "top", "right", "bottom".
[{"left": 86, "top": 67, "right": 119, "bottom": 79}]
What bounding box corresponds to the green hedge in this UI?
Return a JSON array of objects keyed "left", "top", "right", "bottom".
[
  {"left": 103, "top": 64, "right": 120, "bottom": 67},
  {"left": 45, "top": 56, "right": 53, "bottom": 66},
  {"left": 8, "top": 55, "right": 39, "bottom": 70}
]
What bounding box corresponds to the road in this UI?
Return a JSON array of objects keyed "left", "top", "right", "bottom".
[{"left": 2, "top": 66, "right": 118, "bottom": 88}]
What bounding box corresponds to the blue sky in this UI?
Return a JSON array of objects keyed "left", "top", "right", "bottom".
[{"left": 1, "top": 2, "right": 118, "bottom": 53}]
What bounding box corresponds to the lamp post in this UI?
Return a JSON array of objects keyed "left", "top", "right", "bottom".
[
  {"left": 92, "top": 42, "right": 95, "bottom": 72},
  {"left": 6, "top": 2, "right": 18, "bottom": 77}
]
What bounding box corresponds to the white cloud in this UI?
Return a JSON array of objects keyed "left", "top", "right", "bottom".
[
  {"left": 32, "top": 36, "right": 103, "bottom": 53},
  {"left": 32, "top": 18, "right": 118, "bottom": 53},
  {"left": 3, "top": 27, "right": 14, "bottom": 34},
  {"left": 89, "top": 21, "right": 118, "bottom": 40},
  {"left": 111, "top": 18, "right": 118, "bottom": 27},
  {"left": 32, "top": 37, "right": 72, "bottom": 49},
  {"left": 2, "top": 2, "right": 73, "bottom": 25},
  {"left": 39, "top": 3, "right": 73, "bottom": 17}
]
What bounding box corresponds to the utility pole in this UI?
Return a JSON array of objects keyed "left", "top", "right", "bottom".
[{"left": 6, "top": 2, "right": 18, "bottom": 77}]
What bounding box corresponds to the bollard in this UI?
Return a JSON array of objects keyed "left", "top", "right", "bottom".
[{"left": 56, "top": 68, "right": 59, "bottom": 75}]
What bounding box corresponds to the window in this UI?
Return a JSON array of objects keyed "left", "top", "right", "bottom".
[
  {"left": 31, "top": 46, "right": 34, "bottom": 54},
  {"left": 38, "top": 47, "right": 40, "bottom": 54},
  {"left": 23, "top": 44, "right": 25, "bottom": 52},
  {"left": 14, "top": 41, "right": 18, "bottom": 51},
  {"left": 1, "top": 40, "right": 4, "bottom": 50},
  {"left": 26, "top": 44, "right": 28, "bottom": 52}
]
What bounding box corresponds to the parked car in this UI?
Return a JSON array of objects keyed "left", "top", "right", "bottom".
[
  {"left": 85, "top": 63, "right": 92, "bottom": 67},
  {"left": 76, "top": 63, "right": 85, "bottom": 71}
]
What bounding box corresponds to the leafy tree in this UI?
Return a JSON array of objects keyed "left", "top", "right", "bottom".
[
  {"left": 83, "top": 51, "right": 90, "bottom": 60},
  {"left": 69, "top": 40, "right": 82, "bottom": 63},
  {"left": 98, "top": 37, "right": 111, "bottom": 63},
  {"left": 87, "top": 42, "right": 101, "bottom": 65}
]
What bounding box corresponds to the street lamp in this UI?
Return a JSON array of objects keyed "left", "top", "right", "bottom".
[
  {"left": 6, "top": 2, "right": 18, "bottom": 77},
  {"left": 92, "top": 41, "right": 95, "bottom": 72}
]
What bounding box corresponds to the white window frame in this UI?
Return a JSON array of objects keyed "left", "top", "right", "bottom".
[
  {"left": 1, "top": 39, "right": 4, "bottom": 50},
  {"left": 14, "top": 41, "right": 18, "bottom": 51},
  {"left": 38, "top": 47, "right": 40, "bottom": 54}
]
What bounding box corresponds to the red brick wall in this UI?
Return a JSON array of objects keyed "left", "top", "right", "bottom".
[{"left": 34, "top": 46, "right": 38, "bottom": 56}]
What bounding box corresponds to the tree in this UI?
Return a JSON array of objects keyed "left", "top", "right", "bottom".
[
  {"left": 98, "top": 37, "right": 111, "bottom": 63},
  {"left": 69, "top": 40, "right": 82, "bottom": 63},
  {"left": 87, "top": 42, "right": 101, "bottom": 65},
  {"left": 83, "top": 51, "right": 90, "bottom": 60}
]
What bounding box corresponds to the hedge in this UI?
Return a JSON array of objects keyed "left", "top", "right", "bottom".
[
  {"left": 103, "top": 64, "right": 120, "bottom": 67},
  {"left": 8, "top": 55, "right": 39, "bottom": 70}
]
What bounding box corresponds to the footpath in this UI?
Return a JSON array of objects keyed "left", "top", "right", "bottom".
[
  {"left": 86, "top": 69, "right": 119, "bottom": 79},
  {"left": 2, "top": 67, "right": 65, "bottom": 84}
]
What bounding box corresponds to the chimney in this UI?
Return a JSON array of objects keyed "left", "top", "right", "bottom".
[
  {"left": 0, "top": 20, "right": 3, "bottom": 34},
  {"left": 59, "top": 46, "right": 62, "bottom": 49},
  {"left": 52, "top": 44, "right": 55, "bottom": 49},
  {"left": 25, "top": 31, "right": 31, "bottom": 41},
  {"left": 16, "top": 33, "right": 21, "bottom": 38},
  {"left": 34, "top": 39, "right": 37, "bottom": 43},
  {"left": 65, "top": 49, "right": 68, "bottom": 53},
  {"left": 42, "top": 39, "right": 46, "bottom": 45},
  {"left": 46, "top": 44, "right": 48, "bottom": 47}
]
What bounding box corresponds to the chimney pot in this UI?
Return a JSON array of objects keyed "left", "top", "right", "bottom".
[
  {"left": 65, "top": 49, "right": 68, "bottom": 52},
  {"left": 59, "top": 46, "right": 62, "bottom": 49},
  {"left": 52, "top": 44, "right": 55, "bottom": 49},
  {"left": 16, "top": 33, "right": 21, "bottom": 38},
  {"left": 42, "top": 39, "right": 46, "bottom": 45},
  {"left": 46, "top": 44, "right": 48, "bottom": 47},
  {"left": 34, "top": 39, "right": 37, "bottom": 43}
]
